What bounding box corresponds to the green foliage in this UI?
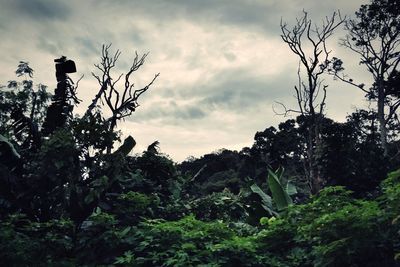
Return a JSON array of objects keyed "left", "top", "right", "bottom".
[
  {"left": 381, "top": 169, "right": 400, "bottom": 260},
  {"left": 0, "top": 67, "right": 51, "bottom": 147},
  {"left": 267, "top": 168, "right": 293, "bottom": 211},
  {"left": 247, "top": 168, "right": 296, "bottom": 222},
  {"left": 72, "top": 111, "right": 119, "bottom": 152},
  {"left": 179, "top": 149, "right": 255, "bottom": 196},
  {"left": 129, "top": 150, "right": 182, "bottom": 198},
  {"left": 75, "top": 208, "right": 123, "bottom": 264},
  {"left": 198, "top": 169, "right": 242, "bottom": 195},
  {"left": 298, "top": 200, "right": 385, "bottom": 266},
  {"left": 117, "top": 215, "right": 282, "bottom": 266},
  {"left": 250, "top": 183, "right": 276, "bottom": 217},
  {"left": 256, "top": 216, "right": 298, "bottom": 263},
  {"left": 187, "top": 189, "right": 248, "bottom": 221},
  {"left": 0, "top": 214, "right": 75, "bottom": 266},
  {"left": 256, "top": 183, "right": 399, "bottom": 266},
  {"left": 115, "top": 135, "right": 136, "bottom": 156},
  {"left": 109, "top": 191, "right": 160, "bottom": 224},
  {"left": 1, "top": 41, "right": 400, "bottom": 266},
  {"left": 252, "top": 112, "right": 392, "bottom": 195},
  {"left": 0, "top": 133, "right": 20, "bottom": 159},
  {"left": 119, "top": 191, "right": 155, "bottom": 210},
  {"left": 114, "top": 250, "right": 136, "bottom": 265}
]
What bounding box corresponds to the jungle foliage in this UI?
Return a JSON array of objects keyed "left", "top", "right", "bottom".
[{"left": 1, "top": 0, "right": 400, "bottom": 266}]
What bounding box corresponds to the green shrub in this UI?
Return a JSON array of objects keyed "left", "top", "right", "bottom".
[
  {"left": 255, "top": 184, "right": 398, "bottom": 266},
  {"left": 0, "top": 214, "right": 75, "bottom": 266},
  {"left": 115, "top": 215, "right": 283, "bottom": 266},
  {"left": 187, "top": 189, "right": 247, "bottom": 222}
]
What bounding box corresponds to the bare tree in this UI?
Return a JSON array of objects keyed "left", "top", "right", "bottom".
[
  {"left": 279, "top": 11, "right": 345, "bottom": 194},
  {"left": 90, "top": 44, "right": 159, "bottom": 134}
]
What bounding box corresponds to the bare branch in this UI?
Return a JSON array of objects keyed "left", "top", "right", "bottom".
[
  {"left": 89, "top": 44, "right": 159, "bottom": 134},
  {"left": 272, "top": 101, "right": 302, "bottom": 117},
  {"left": 331, "top": 71, "right": 370, "bottom": 94},
  {"left": 86, "top": 77, "right": 109, "bottom": 116},
  {"left": 280, "top": 11, "right": 345, "bottom": 118}
]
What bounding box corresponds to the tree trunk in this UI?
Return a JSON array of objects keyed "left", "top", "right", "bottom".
[
  {"left": 309, "top": 122, "right": 323, "bottom": 194},
  {"left": 306, "top": 115, "right": 323, "bottom": 194},
  {"left": 106, "top": 118, "right": 117, "bottom": 154},
  {"left": 377, "top": 81, "right": 388, "bottom": 156},
  {"left": 313, "top": 121, "right": 323, "bottom": 193}
]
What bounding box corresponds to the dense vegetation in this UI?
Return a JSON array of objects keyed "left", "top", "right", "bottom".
[{"left": 1, "top": 0, "right": 400, "bottom": 266}]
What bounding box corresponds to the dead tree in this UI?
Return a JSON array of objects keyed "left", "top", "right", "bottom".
[
  {"left": 279, "top": 11, "right": 345, "bottom": 194},
  {"left": 90, "top": 44, "right": 159, "bottom": 152}
]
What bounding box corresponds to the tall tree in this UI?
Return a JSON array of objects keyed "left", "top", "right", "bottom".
[
  {"left": 279, "top": 11, "right": 344, "bottom": 193},
  {"left": 0, "top": 45, "right": 159, "bottom": 226},
  {"left": 337, "top": 0, "right": 400, "bottom": 156}
]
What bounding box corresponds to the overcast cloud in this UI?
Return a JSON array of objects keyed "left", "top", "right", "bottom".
[{"left": 0, "top": 0, "right": 371, "bottom": 161}]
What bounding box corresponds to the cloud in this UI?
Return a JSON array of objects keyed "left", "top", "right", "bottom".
[
  {"left": 3, "top": 0, "right": 71, "bottom": 21},
  {"left": 128, "top": 66, "right": 297, "bottom": 126},
  {"left": 93, "top": 0, "right": 367, "bottom": 37},
  {"left": 0, "top": 0, "right": 371, "bottom": 161},
  {"left": 132, "top": 101, "right": 207, "bottom": 123},
  {"left": 196, "top": 69, "right": 295, "bottom": 110}
]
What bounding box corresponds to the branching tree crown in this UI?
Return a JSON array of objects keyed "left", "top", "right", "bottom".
[
  {"left": 279, "top": 11, "right": 345, "bottom": 194},
  {"left": 278, "top": 11, "right": 344, "bottom": 117},
  {"left": 90, "top": 44, "right": 159, "bottom": 134},
  {"left": 331, "top": 0, "right": 400, "bottom": 155}
]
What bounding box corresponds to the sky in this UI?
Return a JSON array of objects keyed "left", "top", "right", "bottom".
[{"left": 0, "top": 0, "right": 372, "bottom": 162}]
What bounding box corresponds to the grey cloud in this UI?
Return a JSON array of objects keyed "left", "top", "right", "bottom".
[
  {"left": 200, "top": 80, "right": 292, "bottom": 111},
  {"left": 133, "top": 68, "right": 296, "bottom": 125},
  {"left": 223, "top": 52, "right": 237, "bottom": 62},
  {"left": 180, "top": 106, "right": 205, "bottom": 119},
  {"left": 171, "top": 0, "right": 279, "bottom": 27},
  {"left": 132, "top": 101, "right": 206, "bottom": 123},
  {"left": 177, "top": 69, "right": 296, "bottom": 111},
  {"left": 5, "top": 0, "right": 71, "bottom": 21},
  {"left": 130, "top": 32, "right": 145, "bottom": 46},
  {"left": 74, "top": 37, "right": 102, "bottom": 58},
  {"left": 95, "top": 0, "right": 285, "bottom": 35},
  {"left": 0, "top": 0, "right": 369, "bottom": 161},
  {"left": 95, "top": 0, "right": 362, "bottom": 37},
  {"left": 160, "top": 88, "right": 176, "bottom": 98}
]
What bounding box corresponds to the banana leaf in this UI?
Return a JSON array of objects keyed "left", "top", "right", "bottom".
[
  {"left": 250, "top": 183, "right": 277, "bottom": 217},
  {"left": 0, "top": 134, "right": 20, "bottom": 159},
  {"left": 114, "top": 136, "right": 136, "bottom": 156},
  {"left": 267, "top": 169, "right": 292, "bottom": 211}
]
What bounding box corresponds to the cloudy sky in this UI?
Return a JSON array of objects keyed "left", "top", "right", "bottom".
[{"left": 0, "top": 0, "right": 371, "bottom": 162}]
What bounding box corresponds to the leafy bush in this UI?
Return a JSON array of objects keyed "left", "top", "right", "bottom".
[
  {"left": 116, "top": 215, "right": 283, "bottom": 267},
  {"left": 0, "top": 214, "right": 75, "bottom": 266},
  {"left": 257, "top": 184, "right": 398, "bottom": 266},
  {"left": 187, "top": 189, "right": 247, "bottom": 222}
]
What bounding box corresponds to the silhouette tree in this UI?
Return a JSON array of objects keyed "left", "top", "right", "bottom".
[
  {"left": 0, "top": 45, "right": 159, "bottom": 228},
  {"left": 333, "top": 0, "right": 400, "bottom": 156},
  {"left": 279, "top": 11, "right": 345, "bottom": 193},
  {"left": 90, "top": 44, "right": 159, "bottom": 141},
  {"left": 0, "top": 62, "right": 51, "bottom": 149}
]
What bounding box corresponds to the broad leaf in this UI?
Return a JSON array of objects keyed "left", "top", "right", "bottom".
[
  {"left": 250, "top": 184, "right": 272, "bottom": 207},
  {"left": 0, "top": 134, "right": 20, "bottom": 159},
  {"left": 286, "top": 181, "right": 298, "bottom": 196},
  {"left": 267, "top": 169, "right": 292, "bottom": 211},
  {"left": 115, "top": 136, "right": 136, "bottom": 156},
  {"left": 250, "top": 184, "right": 276, "bottom": 216}
]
